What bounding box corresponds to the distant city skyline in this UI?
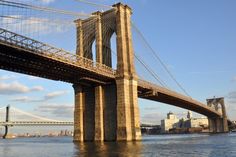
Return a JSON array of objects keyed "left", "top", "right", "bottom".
[{"left": 0, "top": 0, "right": 236, "bottom": 127}]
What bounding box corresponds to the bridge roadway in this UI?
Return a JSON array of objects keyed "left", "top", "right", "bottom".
[
  {"left": 0, "top": 28, "right": 221, "bottom": 118},
  {"left": 0, "top": 121, "right": 73, "bottom": 126}
]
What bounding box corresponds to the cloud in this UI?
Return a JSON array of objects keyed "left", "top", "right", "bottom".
[
  {"left": 0, "top": 75, "right": 15, "bottom": 81},
  {"left": 11, "top": 96, "right": 43, "bottom": 102},
  {"left": 141, "top": 113, "right": 164, "bottom": 125},
  {"left": 31, "top": 86, "right": 44, "bottom": 91},
  {"left": 11, "top": 96, "right": 31, "bottom": 102},
  {"left": 0, "top": 15, "right": 73, "bottom": 35},
  {"left": 27, "top": 76, "right": 42, "bottom": 80},
  {"left": 144, "top": 107, "right": 159, "bottom": 110},
  {"left": 10, "top": 90, "right": 68, "bottom": 102},
  {"left": 44, "top": 90, "right": 69, "bottom": 100},
  {"left": 0, "top": 81, "right": 30, "bottom": 94},
  {"left": 0, "top": 81, "right": 44, "bottom": 95},
  {"left": 35, "top": 104, "right": 74, "bottom": 117}
]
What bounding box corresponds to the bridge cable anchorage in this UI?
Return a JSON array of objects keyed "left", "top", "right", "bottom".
[
  {"left": 0, "top": 0, "right": 93, "bottom": 17},
  {"left": 131, "top": 21, "right": 191, "bottom": 98},
  {"left": 74, "top": 0, "right": 113, "bottom": 9}
]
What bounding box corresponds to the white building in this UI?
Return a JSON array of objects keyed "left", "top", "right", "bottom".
[
  {"left": 187, "top": 117, "right": 208, "bottom": 128},
  {"left": 161, "top": 112, "right": 179, "bottom": 133},
  {"left": 161, "top": 111, "right": 209, "bottom": 133},
  {"left": 185, "top": 111, "right": 208, "bottom": 128}
]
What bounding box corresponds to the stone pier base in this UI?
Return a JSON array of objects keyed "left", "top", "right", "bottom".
[
  {"left": 208, "top": 117, "right": 228, "bottom": 133},
  {"left": 73, "top": 81, "right": 141, "bottom": 142}
]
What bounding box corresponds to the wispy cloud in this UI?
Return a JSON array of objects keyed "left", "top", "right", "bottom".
[
  {"left": 0, "top": 81, "right": 29, "bottom": 94},
  {"left": 44, "top": 90, "right": 69, "bottom": 100},
  {"left": 0, "top": 75, "right": 16, "bottom": 81},
  {"left": 31, "top": 86, "right": 44, "bottom": 91},
  {"left": 35, "top": 104, "right": 74, "bottom": 117},
  {"left": 144, "top": 106, "right": 159, "bottom": 110},
  {"left": 10, "top": 90, "right": 68, "bottom": 102},
  {"left": 27, "top": 76, "right": 42, "bottom": 80},
  {"left": 141, "top": 113, "right": 164, "bottom": 125},
  {"left": 0, "top": 15, "right": 73, "bottom": 35},
  {"left": 11, "top": 96, "right": 32, "bottom": 102},
  {"left": 0, "top": 81, "right": 44, "bottom": 95}
]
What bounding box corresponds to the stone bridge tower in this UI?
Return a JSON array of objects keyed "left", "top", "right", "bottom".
[
  {"left": 206, "top": 97, "right": 228, "bottom": 133},
  {"left": 73, "top": 3, "right": 141, "bottom": 142}
]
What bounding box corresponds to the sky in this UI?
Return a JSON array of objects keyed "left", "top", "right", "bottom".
[{"left": 0, "top": 0, "right": 236, "bottom": 132}]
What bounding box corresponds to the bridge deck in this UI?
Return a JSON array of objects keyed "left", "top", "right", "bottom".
[
  {"left": 0, "top": 28, "right": 115, "bottom": 84},
  {"left": 0, "top": 28, "right": 222, "bottom": 118},
  {"left": 138, "top": 80, "right": 221, "bottom": 118}
]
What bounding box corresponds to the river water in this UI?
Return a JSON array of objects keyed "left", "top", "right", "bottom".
[{"left": 0, "top": 133, "right": 236, "bottom": 157}]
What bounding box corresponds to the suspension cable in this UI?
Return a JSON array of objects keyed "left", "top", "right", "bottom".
[
  {"left": 0, "top": 0, "right": 92, "bottom": 17},
  {"left": 11, "top": 107, "right": 59, "bottom": 122},
  {"left": 132, "top": 22, "right": 191, "bottom": 97},
  {"left": 134, "top": 52, "right": 168, "bottom": 87},
  {"left": 103, "top": 41, "right": 167, "bottom": 87},
  {"left": 0, "top": 15, "right": 74, "bottom": 25},
  {"left": 74, "top": 0, "right": 112, "bottom": 9}
]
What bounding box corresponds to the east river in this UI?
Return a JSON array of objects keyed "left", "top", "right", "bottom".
[{"left": 0, "top": 133, "right": 236, "bottom": 157}]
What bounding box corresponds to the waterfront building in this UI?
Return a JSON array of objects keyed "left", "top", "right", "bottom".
[
  {"left": 161, "top": 112, "right": 179, "bottom": 133},
  {"left": 161, "top": 111, "right": 209, "bottom": 133},
  {"left": 185, "top": 117, "right": 208, "bottom": 128},
  {"left": 184, "top": 111, "right": 208, "bottom": 128}
]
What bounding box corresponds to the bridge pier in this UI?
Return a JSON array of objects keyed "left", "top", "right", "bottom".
[
  {"left": 207, "top": 97, "right": 229, "bottom": 133},
  {"left": 94, "top": 85, "right": 104, "bottom": 141},
  {"left": 3, "top": 105, "right": 10, "bottom": 139},
  {"left": 208, "top": 117, "right": 228, "bottom": 133},
  {"left": 73, "top": 85, "right": 84, "bottom": 142}
]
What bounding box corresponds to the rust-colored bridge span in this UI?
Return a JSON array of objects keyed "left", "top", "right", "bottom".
[{"left": 0, "top": 3, "right": 229, "bottom": 142}]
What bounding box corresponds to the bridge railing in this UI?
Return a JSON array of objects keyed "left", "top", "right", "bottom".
[{"left": 0, "top": 28, "right": 116, "bottom": 78}]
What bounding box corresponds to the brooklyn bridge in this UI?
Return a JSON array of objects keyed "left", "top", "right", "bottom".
[{"left": 0, "top": 1, "right": 229, "bottom": 142}]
